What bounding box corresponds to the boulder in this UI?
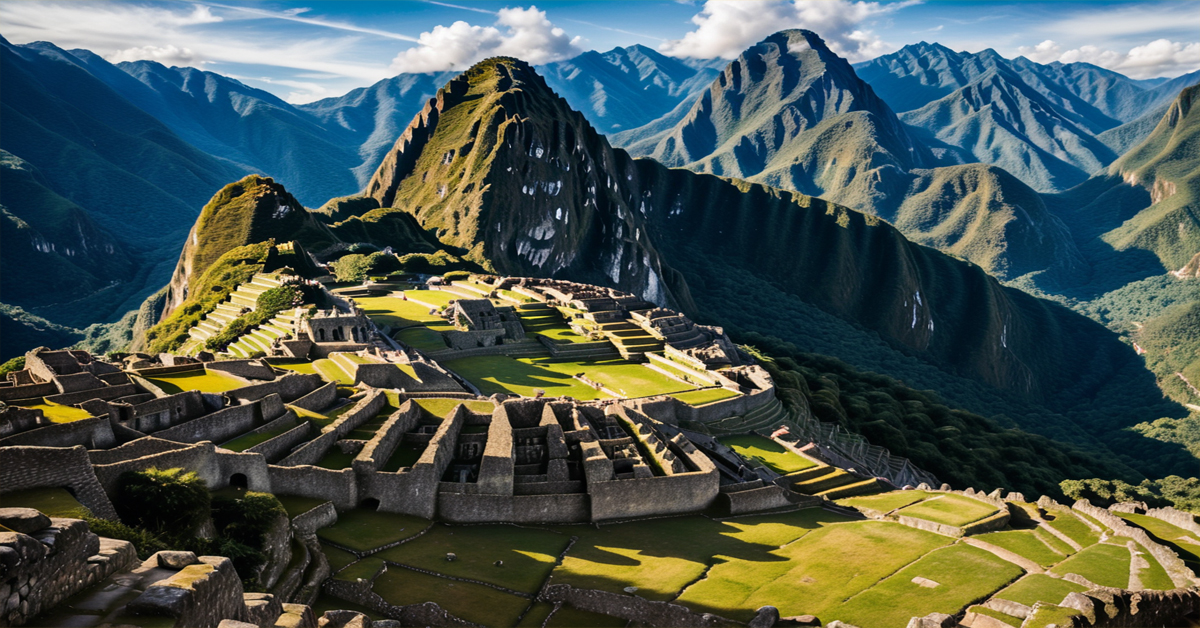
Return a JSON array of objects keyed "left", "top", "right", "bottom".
[
  {"left": 156, "top": 551, "right": 200, "bottom": 569},
  {"left": 127, "top": 585, "right": 191, "bottom": 617},
  {"left": 318, "top": 610, "right": 371, "bottom": 628},
  {"left": 0, "top": 508, "right": 51, "bottom": 535},
  {"left": 749, "top": 606, "right": 780, "bottom": 627}
]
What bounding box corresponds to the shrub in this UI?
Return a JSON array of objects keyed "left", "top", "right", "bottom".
[
  {"left": 443, "top": 270, "right": 471, "bottom": 282},
  {"left": 205, "top": 284, "right": 305, "bottom": 352},
  {"left": 210, "top": 491, "right": 286, "bottom": 580},
  {"left": 0, "top": 356, "right": 25, "bottom": 377},
  {"left": 113, "top": 468, "right": 211, "bottom": 536},
  {"left": 83, "top": 515, "right": 169, "bottom": 559},
  {"left": 333, "top": 252, "right": 401, "bottom": 282}
]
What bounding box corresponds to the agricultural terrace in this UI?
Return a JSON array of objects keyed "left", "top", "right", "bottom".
[
  {"left": 10, "top": 398, "right": 94, "bottom": 423},
  {"left": 718, "top": 434, "right": 817, "bottom": 474},
  {"left": 303, "top": 487, "right": 1183, "bottom": 627},
  {"left": 443, "top": 356, "right": 697, "bottom": 400},
  {"left": 143, "top": 369, "right": 246, "bottom": 395}
]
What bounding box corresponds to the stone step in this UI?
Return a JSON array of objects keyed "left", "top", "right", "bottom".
[{"left": 818, "top": 478, "right": 881, "bottom": 500}]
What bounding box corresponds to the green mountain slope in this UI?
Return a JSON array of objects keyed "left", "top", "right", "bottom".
[
  {"left": 1049, "top": 84, "right": 1200, "bottom": 294},
  {"left": 356, "top": 55, "right": 1187, "bottom": 476}
]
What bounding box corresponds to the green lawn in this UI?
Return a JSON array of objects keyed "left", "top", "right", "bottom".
[
  {"left": 221, "top": 424, "right": 293, "bottom": 452},
  {"left": 376, "top": 524, "right": 570, "bottom": 593},
  {"left": 379, "top": 441, "right": 426, "bottom": 472},
  {"left": 403, "top": 289, "right": 460, "bottom": 308},
  {"left": 412, "top": 397, "right": 494, "bottom": 419},
  {"left": 445, "top": 355, "right": 698, "bottom": 400},
  {"left": 315, "top": 447, "right": 357, "bottom": 470},
  {"left": 517, "top": 603, "right": 555, "bottom": 628},
  {"left": 372, "top": 567, "right": 531, "bottom": 627},
  {"left": 268, "top": 360, "right": 318, "bottom": 375},
  {"left": 827, "top": 543, "right": 1023, "bottom": 628},
  {"left": 1134, "top": 542, "right": 1176, "bottom": 590},
  {"left": 719, "top": 435, "right": 817, "bottom": 474},
  {"left": 354, "top": 295, "right": 447, "bottom": 328},
  {"left": 144, "top": 369, "right": 246, "bottom": 394},
  {"left": 996, "top": 573, "right": 1087, "bottom": 607},
  {"left": 498, "top": 289, "right": 538, "bottom": 304},
  {"left": 276, "top": 495, "right": 330, "bottom": 518},
  {"left": 12, "top": 399, "right": 94, "bottom": 424},
  {"left": 974, "top": 530, "right": 1067, "bottom": 568},
  {"left": 549, "top": 511, "right": 845, "bottom": 603},
  {"left": 1050, "top": 542, "right": 1131, "bottom": 588},
  {"left": 670, "top": 388, "right": 740, "bottom": 406},
  {"left": 313, "top": 359, "right": 354, "bottom": 386},
  {"left": 895, "top": 494, "right": 1000, "bottom": 528},
  {"left": 675, "top": 521, "right": 951, "bottom": 621},
  {"left": 316, "top": 509, "right": 431, "bottom": 553},
  {"left": 334, "top": 557, "right": 386, "bottom": 582},
  {"left": 966, "top": 605, "right": 1020, "bottom": 627},
  {"left": 1117, "top": 512, "right": 1200, "bottom": 566},
  {"left": 1043, "top": 511, "right": 1102, "bottom": 547},
  {"left": 1035, "top": 526, "right": 1078, "bottom": 556},
  {"left": 0, "top": 487, "right": 90, "bottom": 517},
  {"left": 321, "top": 543, "right": 360, "bottom": 574},
  {"left": 1023, "top": 604, "right": 1084, "bottom": 627},
  {"left": 838, "top": 490, "right": 930, "bottom": 513},
  {"left": 395, "top": 327, "right": 447, "bottom": 352}
]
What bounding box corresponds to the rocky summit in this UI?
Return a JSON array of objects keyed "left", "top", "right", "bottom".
[{"left": 4, "top": 7, "right": 1200, "bottom": 628}]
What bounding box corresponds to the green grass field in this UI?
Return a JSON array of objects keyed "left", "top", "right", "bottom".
[
  {"left": 11, "top": 399, "right": 95, "bottom": 423},
  {"left": 144, "top": 370, "right": 246, "bottom": 394},
  {"left": 372, "top": 567, "right": 531, "bottom": 627},
  {"left": 377, "top": 524, "right": 570, "bottom": 593},
  {"left": 973, "top": 530, "right": 1067, "bottom": 567},
  {"left": 1043, "top": 510, "right": 1102, "bottom": 547},
  {"left": 1117, "top": 512, "right": 1200, "bottom": 566},
  {"left": 895, "top": 494, "right": 1000, "bottom": 528},
  {"left": 412, "top": 397, "right": 494, "bottom": 419},
  {"left": 669, "top": 387, "right": 740, "bottom": 405},
  {"left": 1134, "top": 542, "right": 1176, "bottom": 590},
  {"left": 313, "top": 359, "right": 354, "bottom": 386},
  {"left": 995, "top": 573, "right": 1087, "bottom": 607},
  {"left": 966, "top": 605, "right": 1020, "bottom": 627},
  {"left": 269, "top": 360, "right": 318, "bottom": 375},
  {"left": 444, "top": 355, "right": 697, "bottom": 400},
  {"left": 827, "top": 543, "right": 1023, "bottom": 627},
  {"left": 321, "top": 543, "right": 360, "bottom": 574},
  {"left": 0, "top": 487, "right": 90, "bottom": 517},
  {"left": 334, "top": 557, "right": 386, "bottom": 582},
  {"left": 1050, "top": 542, "right": 1131, "bottom": 588},
  {"left": 676, "top": 521, "right": 950, "bottom": 621},
  {"left": 220, "top": 423, "right": 294, "bottom": 452},
  {"left": 838, "top": 490, "right": 930, "bottom": 513},
  {"left": 395, "top": 327, "right": 448, "bottom": 352},
  {"left": 354, "top": 295, "right": 448, "bottom": 328},
  {"left": 316, "top": 510, "right": 431, "bottom": 553},
  {"left": 719, "top": 435, "right": 817, "bottom": 474},
  {"left": 275, "top": 494, "right": 330, "bottom": 518}
]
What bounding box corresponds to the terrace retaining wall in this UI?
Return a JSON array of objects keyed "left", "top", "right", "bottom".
[
  {"left": 1060, "top": 587, "right": 1200, "bottom": 627},
  {"left": 46, "top": 383, "right": 140, "bottom": 406},
  {"left": 0, "top": 416, "right": 115, "bottom": 449},
  {"left": 268, "top": 465, "right": 358, "bottom": 510},
  {"left": 0, "top": 445, "right": 118, "bottom": 519},
  {"left": 91, "top": 441, "right": 271, "bottom": 495},
  {"left": 321, "top": 579, "right": 475, "bottom": 627},
  {"left": 0, "top": 383, "right": 58, "bottom": 402},
  {"left": 539, "top": 584, "right": 741, "bottom": 627},
  {"left": 1143, "top": 506, "right": 1200, "bottom": 538},
  {"left": 153, "top": 403, "right": 259, "bottom": 445},
  {"left": 291, "top": 501, "right": 337, "bottom": 536},
  {"left": 87, "top": 437, "right": 190, "bottom": 465},
  {"left": 368, "top": 410, "right": 462, "bottom": 519},
  {"left": 205, "top": 360, "right": 276, "bottom": 381},
  {"left": 1073, "top": 500, "right": 1198, "bottom": 588},
  {"left": 291, "top": 381, "right": 338, "bottom": 412},
  {"left": 589, "top": 471, "right": 719, "bottom": 522},
  {"left": 436, "top": 492, "right": 589, "bottom": 523},
  {"left": 247, "top": 421, "right": 311, "bottom": 463},
  {"left": 227, "top": 373, "right": 322, "bottom": 404}
]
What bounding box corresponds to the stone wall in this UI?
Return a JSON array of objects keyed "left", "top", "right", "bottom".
[
  {"left": 290, "top": 381, "right": 338, "bottom": 412},
  {"left": 1060, "top": 588, "right": 1200, "bottom": 627},
  {"left": 1143, "top": 506, "right": 1200, "bottom": 537},
  {"left": 436, "top": 493, "right": 589, "bottom": 523},
  {"left": 268, "top": 465, "right": 358, "bottom": 510},
  {"left": 277, "top": 430, "right": 339, "bottom": 467},
  {"left": 1073, "top": 500, "right": 1198, "bottom": 588},
  {"left": 723, "top": 484, "right": 794, "bottom": 515},
  {"left": 46, "top": 383, "right": 140, "bottom": 406},
  {"left": 327, "top": 391, "right": 386, "bottom": 439},
  {"left": 91, "top": 441, "right": 271, "bottom": 495},
  {"left": 127, "top": 556, "right": 248, "bottom": 628},
  {"left": 353, "top": 403, "right": 420, "bottom": 474},
  {"left": 86, "top": 436, "right": 189, "bottom": 465},
  {"left": 247, "top": 421, "right": 311, "bottom": 464},
  {"left": 205, "top": 360, "right": 275, "bottom": 382},
  {"left": 227, "top": 373, "right": 322, "bottom": 404},
  {"left": 0, "top": 512, "right": 137, "bottom": 626},
  {"left": 291, "top": 501, "right": 337, "bottom": 536},
  {"left": 0, "top": 383, "right": 58, "bottom": 402},
  {"left": 0, "top": 416, "right": 115, "bottom": 450},
  {"left": 152, "top": 403, "right": 259, "bottom": 445},
  {"left": 539, "top": 584, "right": 741, "bottom": 628},
  {"left": 474, "top": 408, "right": 514, "bottom": 495},
  {"left": 368, "top": 410, "right": 462, "bottom": 519},
  {"left": 589, "top": 471, "right": 720, "bottom": 522},
  {"left": 0, "top": 445, "right": 118, "bottom": 519}
]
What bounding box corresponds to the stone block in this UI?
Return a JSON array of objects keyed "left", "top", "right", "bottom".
[
  {"left": 157, "top": 551, "right": 200, "bottom": 569},
  {"left": 219, "top": 620, "right": 260, "bottom": 628},
  {"left": 749, "top": 605, "right": 780, "bottom": 627},
  {"left": 0, "top": 508, "right": 51, "bottom": 534},
  {"left": 127, "top": 585, "right": 192, "bottom": 617}
]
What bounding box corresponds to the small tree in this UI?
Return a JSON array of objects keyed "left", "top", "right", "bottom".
[{"left": 114, "top": 468, "right": 211, "bottom": 537}]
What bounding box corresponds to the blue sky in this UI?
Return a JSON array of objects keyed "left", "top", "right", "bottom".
[{"left": 2, "top": 0, "right": 1197, "bottom": 103}]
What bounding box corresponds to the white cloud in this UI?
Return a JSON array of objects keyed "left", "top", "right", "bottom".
[
  {"left": 109, "top": 44, "right": 201, "bottom": 66},
  {"left": 1018, "top": 38, "right": 1200, "bottom": 79},
  {"left": 390, "top": 6, "right": 585, "bottom": 73},
  {"left": 659, "top": 0, "right": 919, "bottom": 62}
]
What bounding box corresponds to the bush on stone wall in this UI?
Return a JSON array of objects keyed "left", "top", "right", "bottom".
[
  {"left": 211, "top": 491, "right": 287, "bottom": 584},
  {"left": 1060, "top": 476, "right": 1200, "bottom": 511},
  {"left": 0, "top": 356, "right": 25, "bottom": 377},
  {"left": 113, "top": 468, "right": 211, "bottom": 537}
]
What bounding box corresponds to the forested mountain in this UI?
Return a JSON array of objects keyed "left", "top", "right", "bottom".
[
  {"left": 336, "top": 56, "right": 1189, "bottom": 479},
  {"left": 620, "top": 30, "right": 1085, "bottom": 283}
]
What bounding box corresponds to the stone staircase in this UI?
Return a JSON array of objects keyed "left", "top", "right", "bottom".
[
  {"left": 689, "top": 396, "right": 788, "bottom": 436},
  {"left": 450, "top": 281, "right": 494, "bottom": 298},
  {"left": 223, "top": 309, "right": 303, "bottom": 358},
  {"left": 187, "top": 273, "right": 288, "bottom": 348},
  {"left": 784, "top": 464, "right": 881, "bottom": 499},
  {"left": 598, "top": 321, "right": 663, "bottom": 362}
]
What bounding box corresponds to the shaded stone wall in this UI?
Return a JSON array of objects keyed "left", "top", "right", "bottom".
[
  {"left": 227, "top": 374, "right": 322, "bottom": 404},
  {"left": 86, "top": 436, "right": 188, "bottom": 465},
  {"left": 46, "top": 383, "right": 140, "bottom": 406},
  {"left": 353, "top": 403, "right": 420, "bottom": 474},
  {"left": 247, "top": 421, "right": 311, "bottom": 464},
  {"left": 152, "top": 403, "right": 259, "bottom": 445},
  {"left": 369, "top": 410, "right": 462, "bottom": 519},
  {"left": 290, "top": 382, "right": 337, "bottom": 412},
  {"left": 0, "top": 515, "right": 137, "bottom": 626},
  {"left": 1061, "top": 588, "right": 1200, "bottom": 627},
  {"left": 539, "top": 584, "right": 741, "bottom": 628},
  {"left": 589, "top": 470, "right": 720, "bottom": 522},
  {"left": 268, "top": 465, "right": 358, "bottom": 510},
  {"left": 0, "top": 417, "right": 115, "bottom": 449},
  {"left": 436, "top": 493, "right": 589, "bottom": 523},
  {"left": 0, "top": 445, "right": 118, "bottom": 519},
  {"left": 0, "top": 383, "right": 58, "bottom": 402}
]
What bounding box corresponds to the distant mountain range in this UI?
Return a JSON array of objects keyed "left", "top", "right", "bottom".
[{"left": 2, "top": 31, "right": 1198, "bottom": 364}]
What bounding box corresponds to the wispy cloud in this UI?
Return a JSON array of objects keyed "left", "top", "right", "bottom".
[
  {"left": 561, "top": 18, "right": 665, "bottom": 42},
  {"left": 203, "top": 2, "right": 420, "bottom": 42},
  {"left": 1018, "top": 37, "right": 1200, "bottom": 79},
  {"left": 423, "top": 1, "right": 499, "bottom": 16}
]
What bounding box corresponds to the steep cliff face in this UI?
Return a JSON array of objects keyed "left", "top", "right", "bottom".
[
  {"left": 365, "top": 58, "right": 681, "bottom": 307},
  {"left": 160, "top": 175, "right": 334, "bottom": 319},
  {"left": 359, "top": 56, "right": 1150, "bottom": 409}
]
